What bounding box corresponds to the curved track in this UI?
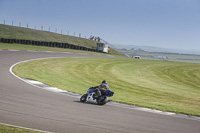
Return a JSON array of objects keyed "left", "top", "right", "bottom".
[{"left": 0, "top": 50, "right": 200, "bottom": 133}]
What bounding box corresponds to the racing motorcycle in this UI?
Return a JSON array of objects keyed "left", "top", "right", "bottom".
[{"left": 80, "top": 88, "right": 114, "bottom": 105}]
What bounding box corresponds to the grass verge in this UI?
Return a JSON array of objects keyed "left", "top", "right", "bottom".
[
  {"left": 13, "top": 57, "right": 200, "bottom": 116},
  {"left": 0, "top": 124, "right": 44, "bottom": 133},
  {"left": 0, "top": 43, "right": 124, "bottom": 57}
]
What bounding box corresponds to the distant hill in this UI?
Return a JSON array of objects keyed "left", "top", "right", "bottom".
[
  {"left": 115, "top": 44, "right": 200, "bottom": 55},
  {"left": 115, "top": 44, "right": 200, "bottom": 63}
]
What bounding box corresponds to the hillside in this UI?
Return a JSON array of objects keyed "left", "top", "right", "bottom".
[
  {"left": 0, "top": 24, "right": 98, "bottom": 49},
  {"left": 115, "top": 44, "right": 200, "bottom": 55},
  {"left": 0, "top": 24, "right": 123, "bottom": 56}
]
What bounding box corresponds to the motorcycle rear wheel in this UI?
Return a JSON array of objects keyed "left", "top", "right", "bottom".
[{"left": 97, "top": 97, "right": 107, "bottom": 105}]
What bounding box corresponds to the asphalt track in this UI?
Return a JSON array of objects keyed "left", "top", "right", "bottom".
[{"left": 0, "top": 50, "right": 200, "bottom": 133}]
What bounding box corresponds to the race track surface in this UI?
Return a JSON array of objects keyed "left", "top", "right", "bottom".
[{"left": 0, "top": 50, "right": 200, "bottom": 133}]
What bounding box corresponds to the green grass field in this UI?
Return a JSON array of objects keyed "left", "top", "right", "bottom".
[{"left": 13, "top": 57, "right": 200, "bottom": 116}]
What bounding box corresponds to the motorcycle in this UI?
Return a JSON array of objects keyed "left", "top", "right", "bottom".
[{"left": 80, "top": 88, "right": 114, "bottom": 105}]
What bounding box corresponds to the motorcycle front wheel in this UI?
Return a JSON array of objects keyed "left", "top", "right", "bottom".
[{"left": 80, "top": 94, "right": 87, "bottom": 102}]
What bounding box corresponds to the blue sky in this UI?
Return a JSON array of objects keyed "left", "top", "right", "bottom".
[{"left": 0, "top": 0, "right": 200, "bottom": 50}]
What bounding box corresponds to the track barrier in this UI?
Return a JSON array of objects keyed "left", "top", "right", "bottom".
[{"left": 0, "top": 38, "right": 100, "bottom": 53}]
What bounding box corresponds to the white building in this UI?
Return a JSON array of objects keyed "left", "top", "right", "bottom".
[{"left": 97, "top": 43, "right": 109, "bottom": 53}]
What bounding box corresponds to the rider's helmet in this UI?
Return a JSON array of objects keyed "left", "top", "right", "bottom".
[{"left": 102, "top": 80, "right": 107, "bottom": 84}]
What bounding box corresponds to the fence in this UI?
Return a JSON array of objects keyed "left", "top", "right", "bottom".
[
  {"left": 1, "top": 20, "right": 96, "bottom": 39},
  {"left": 0, "top": 38, "right": 103, "bottom": 53}
]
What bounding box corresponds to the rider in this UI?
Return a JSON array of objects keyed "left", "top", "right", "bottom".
[{"left": 92, "top": 80, "right": 110, "bottom": 98}]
